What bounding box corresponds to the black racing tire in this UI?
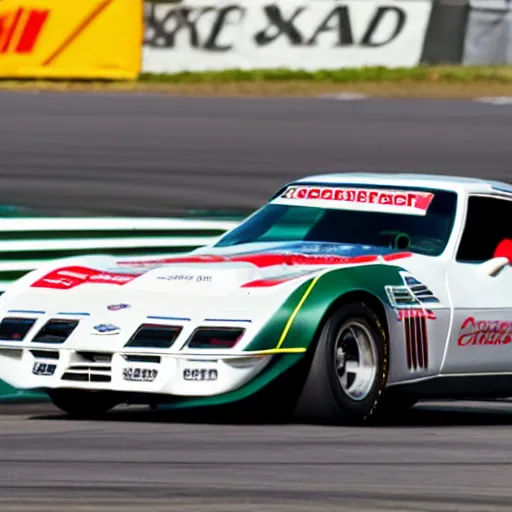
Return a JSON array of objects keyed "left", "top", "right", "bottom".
[
  {"left": 294, "top": 302, "right": 389, "bottom": 425},
  {"left": 48, "top": 389, "right": 118, "bottom": 418}
]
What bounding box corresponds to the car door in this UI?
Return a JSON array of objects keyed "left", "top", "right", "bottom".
[{"left": 443, "top": 194, "right": 512, "bottom": 374}]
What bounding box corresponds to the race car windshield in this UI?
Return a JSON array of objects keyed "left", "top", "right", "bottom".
[{"left": 215, "top": 188, "right": 457, "bottom": 256}]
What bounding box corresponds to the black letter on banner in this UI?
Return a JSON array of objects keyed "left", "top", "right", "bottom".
[
  {"left": 360, "top": 7, "right": 406, "bottom": 47},
  {"left": 307, "top": 6, "right": 354, "bottom": 46},
  {"left": 254, "top": 5, "right": 305, "bottom": 46},
  {"left": 203, "top": 6, "right": 245, "bottom": 51},
  {"left": 143, "top": 3, "right": 157, "bottom": 45},
  {"left": 145, "top": 7, "right": 213, "bottom": 48},
  {"left": 145, "top": 4, "right": 172, "bottom": 46}
]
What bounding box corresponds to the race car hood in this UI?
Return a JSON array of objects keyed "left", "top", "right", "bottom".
[{"left": 0, "top": 242, "right": 413, "bottom": 329}]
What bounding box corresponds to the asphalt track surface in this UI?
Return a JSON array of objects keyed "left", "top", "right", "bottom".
[
  {"left": 0, "top": 91, "right": 510, "bottom": 215},
  {"left": 0, "top": 91, "right": 511, "bottom": 511},
  {"left": 3, "top": 401, "right": 512, "bottom": 512}
]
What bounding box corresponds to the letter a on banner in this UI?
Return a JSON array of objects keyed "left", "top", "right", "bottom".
[{"left": 0, "top": 0, "right": 143, "bottom": 79}]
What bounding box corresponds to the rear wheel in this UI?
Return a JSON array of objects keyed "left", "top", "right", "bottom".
[
  {"left": 48, "top": 389, "right": 118, "bottom": 418},
  {"left": 294, "top": 302, "right": 389, "bottom": 424}
]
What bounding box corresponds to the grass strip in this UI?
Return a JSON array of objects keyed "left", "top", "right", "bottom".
[
  {"left": 1, "top": 66, "right": 512, "bottom": 98},
  {"left": 138, "top": 66, "right": 512, "bottom": 84}
]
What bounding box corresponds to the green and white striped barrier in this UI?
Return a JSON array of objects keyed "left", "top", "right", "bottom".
[
  {"left": 0, "top": 215, "right": 243, "bottom": 290},
  {"left": 0, "top": 210, "right": 245, "bottom": 401}
]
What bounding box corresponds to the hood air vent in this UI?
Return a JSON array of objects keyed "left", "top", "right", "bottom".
[
  {"left": 32, "top": 319, "right": 79, "bottom": 344},
  {"left": 125, "top": 324, "right": 182, "bottom": 349},
  {"left": 186, "top": 327, "right": 245, "bottom": 349},
  {"left": 0, "top": 317, "right": 36, "bottom": 341}
]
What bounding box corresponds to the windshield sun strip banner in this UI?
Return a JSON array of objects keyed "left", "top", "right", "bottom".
[{"left": 273, "top": 186, "right": 434, "bottom": 215}]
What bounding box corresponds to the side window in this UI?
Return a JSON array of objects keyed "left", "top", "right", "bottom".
[{"left": 456, "top": 196, "right": 512, "bottom": 262}]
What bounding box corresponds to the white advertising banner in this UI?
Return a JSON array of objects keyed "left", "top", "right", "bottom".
[{"left": 143, "top": 0, "right": 433, "bottom": 72}]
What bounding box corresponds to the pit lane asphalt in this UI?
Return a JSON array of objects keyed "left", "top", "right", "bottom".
[{"left": 0, "top": 91, "right": 511, "bottom": 511}]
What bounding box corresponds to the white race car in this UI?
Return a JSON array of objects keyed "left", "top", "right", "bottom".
[{"left": 0, "top": 172, "right": 511, "bottom": 424}]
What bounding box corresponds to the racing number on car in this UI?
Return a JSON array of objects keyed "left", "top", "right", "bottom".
[
  {"left": 32, "top": 362, "right": 56, "bottom": 376},
  {"left": 183, "top": 368, "right": 218, "bottom": 381},
  {"left": 123, "top": 368, "right": 158, "bottom": 382}
]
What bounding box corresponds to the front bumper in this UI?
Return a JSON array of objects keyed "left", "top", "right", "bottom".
[{"left": 0, "top": 345, "right": 274, "bottom": 396}]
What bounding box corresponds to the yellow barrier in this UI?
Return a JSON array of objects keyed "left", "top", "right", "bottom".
[{"left": 0, "top": 0, "right": 142, "bottom": 79}]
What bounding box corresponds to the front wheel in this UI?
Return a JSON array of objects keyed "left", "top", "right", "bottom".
[
  {"left": 48, "top": 389, "right": 118, "bottom": 418},
  {"left": 294, "top": 302, "right": 389, "bottom": 424}
]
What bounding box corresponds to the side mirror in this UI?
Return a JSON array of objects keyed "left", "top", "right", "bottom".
[
  {"left": 494, "top": 238, "right": 512, "bottom": 262},
  {"left": 481, "top": 239, "right": 512, "bottom": 276},
  {"left": 481, "top": 257, "right": 510, "bottom": 277}
]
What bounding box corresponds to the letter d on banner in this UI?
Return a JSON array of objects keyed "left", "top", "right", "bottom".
[{"left": 0, "top": 0, "right": 142, "bottom": 79}]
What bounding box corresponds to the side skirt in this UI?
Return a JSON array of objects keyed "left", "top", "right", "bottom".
[{"left": 390, "top": 374, "right": 512, "bottom": 400}]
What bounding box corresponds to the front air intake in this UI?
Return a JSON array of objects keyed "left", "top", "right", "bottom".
[
  {"left": 186, "top": 327, "right": 245, "bottom": 349},
  {"left": 30, "top": 350, "right": 60, "bottom": 360},
  {"left": 32, "top": 319, "right": 79, "bottom": 344},
  {"left": 61, "top": 372, "right": 111, "bottom": 383},
  {"left": 125, "top": 324, "right": 181, "bottom": 349},
  {"left": 0, "top": 317, "right": 36, "bottom": 341}
]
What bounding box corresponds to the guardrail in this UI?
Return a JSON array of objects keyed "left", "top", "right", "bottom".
[{"left": 0, "top": 213, "right": 244, "bottom": 401}]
